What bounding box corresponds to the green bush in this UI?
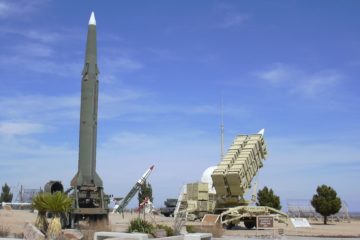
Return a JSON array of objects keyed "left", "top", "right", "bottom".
[
  {"left": 156, "top": 224, "right": 174, "bottom": 236},
  {"left": 128, "top": 218, "right": 154, "bottom": 235}
]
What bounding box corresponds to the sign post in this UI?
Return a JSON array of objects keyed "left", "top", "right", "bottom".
[
  {"left": 257, "top": 216, "right": 274, "bottom": 228},
  {"left": 256, "top": 215, "right": 274, "bottom": 237}
]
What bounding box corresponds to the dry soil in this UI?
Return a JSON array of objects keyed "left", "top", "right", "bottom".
[{"left": 1, "top": 209, "right": 359, "bottom": 238}]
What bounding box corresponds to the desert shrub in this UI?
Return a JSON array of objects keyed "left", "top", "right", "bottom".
[
  {"left": 128, "top": 218, "right": 154, "bottom": 235},
  {"left": 0, "top": 226, "right": 10, "bottom": 237},
  {"left": 32, "top": 192, "right": 72, "bottom": 239},
  {"left": 32, "top": 193, "right": 49, "bottom": 233},
  {"left": 185, "top": 225, "right": 196, "bottom": 233},
  {"left": 156, "top": 224, "right": 174, "bottom": 236}
]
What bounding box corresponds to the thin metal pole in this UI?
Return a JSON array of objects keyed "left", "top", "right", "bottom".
[{"left": 220, "top": 94, "right": 224, "bottom": 160}]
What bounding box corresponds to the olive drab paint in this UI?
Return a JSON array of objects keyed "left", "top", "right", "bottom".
[{"left": 71, "top": 11, "right": 102, "bottom": 188}]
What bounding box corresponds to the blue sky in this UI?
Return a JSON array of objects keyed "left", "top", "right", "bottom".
[{"left": 0, "top": 0, "right": 359, "bottom": 211}]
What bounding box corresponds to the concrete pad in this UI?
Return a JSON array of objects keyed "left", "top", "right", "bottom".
[{"left": 94, "top": 232, "right": 148, "bottom": 240}]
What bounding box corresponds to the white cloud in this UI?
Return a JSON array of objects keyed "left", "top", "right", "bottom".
[
  {"left": 0, "top": 52, "right": 142, "bottom": 78},
  {"left": 0, "top": 134, "right": 77, "bottom": 188},
  {"left": 267, "top": 136, "right": 360, "bottom": 168},
  {"left": 0, "top": 1, "right": 10, "bottom": 17},
  {"left": 0, "top": 27, "right": 61, "bottom": 43},
  {"left": 103, "top": 57, "right": 143, "bottom": 72},
  {"left": 15, "top": 43, "right": 54, "bottom": 57},
  {"left": 0, "top": 90, "right": 237, "bottom": 126},
  {"left": 22, "top": 30, "right": 60, "bottom": 43},
  {"left": 0, "top": 122, "right": 45, "bottom": 136},
  {"left": 0, "top": 0, "right": 46, "bottom": 18},
  {"left": 256, "top": 63, "right": 297, "bottom": 84},
  {"left": 258, "top": 135, "right": 360, "bottom": 210},
  {"left": 217, "top": 13, "right": 249, "bottom": 28},
  {"left": 97, "top": 130, "right": 219, "bottom": 206},
  {"left": 99, "top": 101, "right": 248, "bottom": 121},
  {"left": 0, "top": 55, "right": 82, "bottom": 77},
  {"left": 293, "top": 73, "right": 340, "bottom": 96},
  {"left": 0, "top": 95, "right": 80, "bottom": 123},
  {"left": 256, "top": 63, "right": 342, "bottom": 97}
]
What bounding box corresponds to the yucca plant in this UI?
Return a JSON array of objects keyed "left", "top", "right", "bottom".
[
  {"left": 32, "top": 193, "right": 49, "bottom": 233},
  {"left": 45, "top": 192, "right": 72, "bottom": 240}
]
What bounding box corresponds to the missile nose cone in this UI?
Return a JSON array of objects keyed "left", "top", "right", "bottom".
[
  {"left": 89, "top": 11, "right": 96, "bottom": 25},
  {"left": 150, "top": 165, "right": 154, "bottom": 170},
  {"left": 258, "top": 128, "right": 265, "bottom": 135}
]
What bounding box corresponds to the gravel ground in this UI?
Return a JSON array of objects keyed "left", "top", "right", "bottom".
[{"left": 1, "top": 210, "right": 360, "bottom": 239}]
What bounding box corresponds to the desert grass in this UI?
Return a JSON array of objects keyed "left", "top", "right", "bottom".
[{"left": 0, "top": 225, "right": 10, "bottom": 237}]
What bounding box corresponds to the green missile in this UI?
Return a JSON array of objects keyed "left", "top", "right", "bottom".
[{"left": 71, "top": 12, "right": 102, "bottom": 187}]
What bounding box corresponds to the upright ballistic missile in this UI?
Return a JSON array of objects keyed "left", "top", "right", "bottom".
[{"left": 71, "top": 12, "right": 102, "bottom": 187}]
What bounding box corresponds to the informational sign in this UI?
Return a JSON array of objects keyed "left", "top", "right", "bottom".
[
  {"left": 257, "top": 216, "right": 274, "bottom": 229},
  {"left": 290, "top": 218, "right": 311, "bottom": 228}
]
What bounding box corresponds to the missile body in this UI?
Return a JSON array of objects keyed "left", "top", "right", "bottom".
[
  {"left": 71, "top": 12, "right": 102, "bottom": 187},
  {"left": 114, "top": 165, "right": 154, "bottom": 213},
  {"left": 137, "top": 165, "right": 154, "bottom": 185}
]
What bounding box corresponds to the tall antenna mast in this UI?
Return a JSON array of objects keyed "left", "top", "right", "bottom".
[{"left": 220, "top": 94, "right": 224, "bottom": 160}]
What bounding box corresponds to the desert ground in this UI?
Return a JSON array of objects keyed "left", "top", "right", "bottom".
[{"left": 1, "top": 209, "right": 360, "bottom": 239}]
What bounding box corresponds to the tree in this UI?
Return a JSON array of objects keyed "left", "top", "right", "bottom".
[
  {"left": 0, "top": 183, "right": 13, "bottom": 203},
  {"left": 311, "top": 185, "right": 341, "bottom": 224},
  {"left": 138, "top": 181, "right": 153, "bottom": 205},
  {"left": 256, "top": 186, "right": 281, "bottom": 210}
]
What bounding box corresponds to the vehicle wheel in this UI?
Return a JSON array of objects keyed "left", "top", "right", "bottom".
[
  {"left": 225, "top": 222, "right": 235, "bottom": 229},
  {"left": 244, "top": 218, "right": 256, "bottom": 229}
]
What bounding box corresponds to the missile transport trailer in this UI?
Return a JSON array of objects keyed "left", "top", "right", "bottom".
[{"left": 180, "top": 130, "right": 288, "bottom": 229}]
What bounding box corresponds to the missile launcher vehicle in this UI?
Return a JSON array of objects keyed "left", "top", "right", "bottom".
[
  {"left": 177, "top": 129, "right": 287, "bottom": 229},
  {"left": 211, "top": 130, "right": 267, "bottom": 210}
]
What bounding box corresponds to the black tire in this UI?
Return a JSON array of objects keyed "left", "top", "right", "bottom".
[
  {"left": 225, "top": 222, "right": 235, "bottom": 229},
  {"left": 244, "top": 219, "right": 256, "bottom": 229}
]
